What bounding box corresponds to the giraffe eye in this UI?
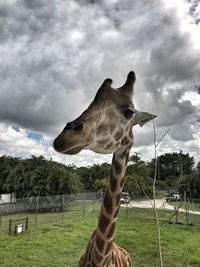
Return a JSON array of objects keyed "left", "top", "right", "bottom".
[{"left": 123, "top": 108, "right": 134, "bottom": 119}]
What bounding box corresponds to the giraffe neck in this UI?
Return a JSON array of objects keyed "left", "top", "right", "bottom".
[{"left": 93, "top": 148, "right": 130, "bottom": 258}]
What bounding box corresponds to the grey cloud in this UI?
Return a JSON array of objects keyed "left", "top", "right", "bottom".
[{"left": 0, "top": 0, "right": 199, "bottom": 152}]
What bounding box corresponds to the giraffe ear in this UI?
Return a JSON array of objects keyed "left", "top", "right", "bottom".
[
  {"left": 94, "top": 78, "right": 113, "bottom": 101},
  {"left": 119, "top": 71, "right": 136, "bottom": 96},
  {"left": 133, "top": 110, "right": 157, "bottom": 127},
  {"left": 103, "top": 78, "right": 113, "bottom": 86}
]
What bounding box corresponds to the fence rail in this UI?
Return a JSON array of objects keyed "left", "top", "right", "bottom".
[
  {"left": 0, "top": 193, "right": 200, "bottom": 234},
  {"left": 0, "top": 192, "right": 101, "bottom": 234}
]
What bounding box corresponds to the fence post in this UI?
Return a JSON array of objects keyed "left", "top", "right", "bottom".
[
  {"left": 61, "top": 194, "right": 64, "bottom": 227},
  {"left": 9, "top": 219, "right": 12, "bottom": 235},
  {"left": 35, "top": 196, "right": 39, "bottom": 228},
  {"left": 184, "top": 191, "right": 189, "bottom": 225},
  {"left": 82, "top": 192, "right": 86, "bottom": 218},
  {"left": 0, "top": 211, "right": 2, "bottom": 232},
  {"left": 187, "top": 198, "right": 190, "bottom": 225},
  {"left": 26, "top": 216, "right": 29, "bottom": 231},
  {"left": 126, "top": 203, "right": 128, "bottom": 217},
  {"left": 175, "top": 208, "right": 178, "bottom": 224}
]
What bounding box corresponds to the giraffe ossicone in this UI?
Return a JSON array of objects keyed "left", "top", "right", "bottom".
[{"left": 54, "top": 71, "right": 156, "bottom": 267}]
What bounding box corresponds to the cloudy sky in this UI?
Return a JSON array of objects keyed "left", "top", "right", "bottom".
[{"left": 0, "top": 0, "right": 200, "bottom": 166}]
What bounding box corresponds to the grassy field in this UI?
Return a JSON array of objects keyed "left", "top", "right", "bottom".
[
  {"left": 0, "top": 208, "right": 200, "bottom": 267},
  {"left": 170, "top": 200, "right": 200, "bottom": 212}
]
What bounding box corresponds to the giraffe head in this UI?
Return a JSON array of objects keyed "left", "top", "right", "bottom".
[{"left": 53, "top": 71, "right": 156, "bottom": 155}]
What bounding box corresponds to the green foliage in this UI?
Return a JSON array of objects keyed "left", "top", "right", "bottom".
[
  {"left": 0, "top": 155, "right": 82, "bottom": 197},
  {"left": 178, "top": 169, "right": 200, "bottom": 198},
  {"left": 128, "top": 153, "right": 151, "bottom": 178},
  {"left": 0, "top": 153, "right": 199, "bottom": 199},
  {"left": 149, "top": 152, "right": 194, "bottom": 182},
  {"left": 94, "top": 178, "right": 108, "bottom": 192},
  {"left": 77, "top": 163, "right": 110, "bottom": 190},
  {"left": 125, "top": 153, "right": 153, "bottom": 197}
]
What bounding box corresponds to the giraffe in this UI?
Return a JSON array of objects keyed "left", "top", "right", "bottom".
[{"left": 53, "top": 71, "right": 156, "bottom": 267}]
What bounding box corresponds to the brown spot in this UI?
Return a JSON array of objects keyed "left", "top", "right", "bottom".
[
  {"left": 114, "top": 129, "right": 123, "bottom": 141},
  {"left": 97, "top": 125, "right": 107, "bottom": 136},
  {"left": 103, "top": 255, "right": 110, "bottom": 266},
  {"left": 116, "top": 193, "right": 121, "bottom": 207},
  {"left": 96, "top": 233, "right": 105, "bottom": 253},
  {"left": 97, "top": 138, "right": 110, "bottom": 147},
  {"left": 113, "top": 142, "right": 120, "bottom": 149},
  {"left": 127, "top": 143, "right": 133, "bottom": 149},
  {"left": 121, "top": 255, "right": 127, "bottom": 265},
  {"left": 103, "top": 190, "right": 112, "bottom": 215},
  {"left": 129, "top": 130, "right": 133, "bottom": 138},
  {"left": 91, "top": 260, "right": 98, "bottom": 267},
  {"left": 110, "top": 175, "right": 117, "bottom": 192},
  {"left": 88, "top": 252, "right": 91, "bottom": 261},
  {"left": 126, "top": 153, "right": 129, "bottom": 165},
  {"left": 105, "top": 241, "right": 113, "bottom": 255},
  {"left": 91, "top": 112, "right": 102, "bottom": 123},
  {"left": 120, "top": 176, "right": 126, "bottom": 187},
  {"left": 114, "top": 205, "right": 120, "bottom": 218},
  {"left": 114, "top": 159, "right": 122, "bottom": 175},
  {"left": 112, "top": 251, "right": 115, "bottom": 263},
  {"left": 98, "top": 214, "right": 110, "bottom": 234},
  {"left": 119, "top": 149, "right": 127, "bottom": 159},
  {"left": 105, "top": 141, "right": 113, "bottom": 149},
  {"left": 125, "top": 124, "right": 130, "bottom": 131},
  {"left": 121, "top": 136, "right": 129, "bottom": 146},
  {"left": 93, "top": 247, "right": 103, "bottom": 263},
  {"left": 107, "top": 222, "right": 116, "bottom": 239},
  {"left": 127, "top": 256, "right": 132, "bottom": 266},
  {"left": 107, "top": 110, "right": 115, "bottom": 120}
]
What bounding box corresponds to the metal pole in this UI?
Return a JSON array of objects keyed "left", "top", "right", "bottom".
[
  {"left": 175, "top": 208, "right": 178, "bottom": 224},
  {"left": 184, "top": 191, "right": 188, "bottom": 225},
  {"left": 187, "top": 198, "right": 190, "bottom": 225},
  {"left": 0, "top": 210, "right": 2, "bottom": 232},
  {"left": 25, "top": 216, "right": 29, "bottom": 231},
  {"left": 35, "top": 196, "right": 39, "bottom": 228},
  {"left": 126, "top": 203, "right": 128, "bottom": 217},
  {"left": 61, "top": 194, "right": 64, "bottom": 227},
  {"left": 179, "top": 149, "right": 183, "bottom": 178},
  {"left": 82, "top": 192, "right": 86, "bottom": 218},
  {"left": 9, "top": 219, "right": 12, "bottom": 235}
]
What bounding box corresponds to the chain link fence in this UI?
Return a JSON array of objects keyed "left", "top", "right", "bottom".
[
  {"left": 1, "top": 193, "right": 199, "bottom": 235},
  {"left": 119, "top": 197, "right": 200, "bottom": 227},
  {"left": 0, "top": 192, "right": 102, "bottom": 234}
]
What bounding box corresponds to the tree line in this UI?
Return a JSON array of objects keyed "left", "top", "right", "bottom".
[{"left": 0, "top": 152, "right": 199, "bottom": 199}]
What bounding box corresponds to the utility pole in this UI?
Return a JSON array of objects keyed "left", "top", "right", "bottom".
[{"left": 179, "top": 149, "right": 183, "bottom": 178}]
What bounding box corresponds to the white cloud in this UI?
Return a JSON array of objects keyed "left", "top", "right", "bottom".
[
  {"left": 0, "top": 124, "right": 46, "bottom": 156},
  {"left": 0, "top": 0, "right": 199, "bottom": 165}
]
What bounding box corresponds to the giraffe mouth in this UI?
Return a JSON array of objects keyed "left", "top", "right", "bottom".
[{"left": 64, "top": 145, "right": 86, "bottom": 155}]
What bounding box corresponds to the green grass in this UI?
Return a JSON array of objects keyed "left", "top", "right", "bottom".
[
  {"left": 0, "top": 208, "right": 200, "bottom": 267},
  {"left": 170, "top": 200, "right": 200, "bottom": 212}
]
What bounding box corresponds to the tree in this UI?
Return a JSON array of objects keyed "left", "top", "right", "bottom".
[
  {"left": 77, "top": 163, "right": 110, "bottom": 191},
  {"left": 95, "top": 178, "right": 108, "bottom": 192},
  {"left": 125, "top": 153, "right": 153, "bottom": 197},
  {"left": 0, "top": 155, "right": 83, "bottom": 197},
  {"left": 178, "top": 169, "right": 200, "bottom": 198},
  {"left": 127, "top": 153, "right": 151, "bottom": 178},
  {"left": 149, "top": 152, "right": 194, "bottom": 182}
]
